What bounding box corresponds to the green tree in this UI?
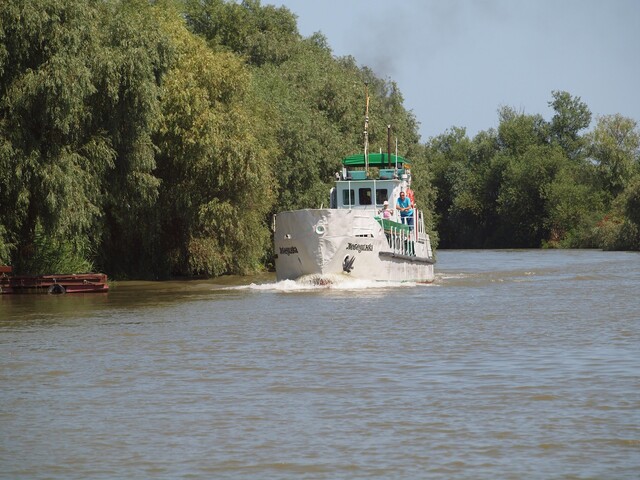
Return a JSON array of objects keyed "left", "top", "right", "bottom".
[
  {"left": 618, "top": 175, "right": 640, "bottom": 250},
  {"left": 155, "top": 6, "right": 276, "bottom": 276},
  {"left": 425, "top": 127, "right": 474, "bottom": 247},
  {"left": 587, "top": 114, "right": 640, "bottom": 199},
  {"left": 622, "top": 175, "right": 640, "bottom": 227},
  {"left": 494, "top": 145, "right": 567, "bottom": 247},
  {"left": 94, "top": 0, "right": 174, "bottom": 277},
  {"left": 548, "top": 90, "right": 592, "bottom": 160},
  {"left": 586, "top": 115, "right": 640, "bottom": 250},
  {"left": 253, "top": 42, "right": 358, "bottom": 212},
  {"left": 0, "top": 0, "right": 114, "bottom": 272},
  {"left": 184, "top": 0, "right": 299, "bottom": 66},
  {"left": 446, "top": 130, "right": 502, "bottom": 248},
  {"left": 426, "top": 94, "right": 604, "bottom": 249},
  {"left": 541, "top": 163, "right": 605, "bottom": 247}
]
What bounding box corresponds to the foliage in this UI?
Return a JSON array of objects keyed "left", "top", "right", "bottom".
[
  {"left": 2, "top": 0, "right": 639, "bottom": 279},
  {"left": 93, "top": 0, "right": 174, "bottom": 277},
  {"left": 586, "top": 114, "right": 640, "bottom": 198},
  {"left": 548, "top": 90, "right": 591, "bottom": 159},
  {"left": 622, "top": 175, "right": 640, "bottom": 227},
  {"left": 0, "top": 0, "right": 432, "bottom": 277},
  {"left": 183, "top": 0, "right": 299, "bottom": 66},
  {"left": 494, "top": 145, "right": 564, "bottom": 247},
  {"left": 0, "top": 0, "right": 116, "bottom": 269},
  {"left": 426, "top": 91, "right": 639, "bottom": 251},
  {"left": 541, "top": 164, "right": 605, "bottom": 248},
  {"left": 16, "top": 222, "right": 94, "bottom": 275},
  {"left": 155, "top": 7, "right": 277, "bottom": 276}
]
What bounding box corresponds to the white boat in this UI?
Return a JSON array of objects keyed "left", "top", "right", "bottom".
[{"left": 273, "top": 150, "right": 435, "bottom": 284}]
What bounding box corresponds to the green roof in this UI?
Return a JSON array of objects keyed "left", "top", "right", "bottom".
[{"left": 342, "top": 152, "right": 409, "bottom": 168}]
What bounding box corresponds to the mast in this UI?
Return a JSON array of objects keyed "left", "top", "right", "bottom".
[
  {"left": 363, "top": 83, "right": 369, "bottom": 175},
  {"left": 395, "top": 137, "right": 398, "bottom": 171},
  {"left": 387, "top": 124, "right": 392, "bottom": 168}
]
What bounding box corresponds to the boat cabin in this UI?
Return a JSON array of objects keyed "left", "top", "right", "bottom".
[{"left": 330, "top": 152, "right": 411, "bottom": 211}]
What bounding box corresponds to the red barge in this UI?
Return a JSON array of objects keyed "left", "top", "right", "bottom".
[{"left": 0, "top": 266, "right": 109, "bottom": 294}]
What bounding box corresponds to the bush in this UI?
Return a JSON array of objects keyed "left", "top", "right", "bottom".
[{"left": 15, "top": 225, "right": 95, "bottom": 275}]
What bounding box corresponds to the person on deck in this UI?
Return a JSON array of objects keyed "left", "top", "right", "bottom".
[
  {"left": 380, "top": 200, "right": 393, "bottom": 219},
  {"left": 396, "top": 191, "right": 414, "bottom": 227}
]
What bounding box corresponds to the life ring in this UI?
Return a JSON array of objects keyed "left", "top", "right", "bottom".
[
  {"left": 406, "top": 187, "right": 415, "bottom": 204},
  {"left": 48, "top": 284, "right": 66, "bottom": 295}
]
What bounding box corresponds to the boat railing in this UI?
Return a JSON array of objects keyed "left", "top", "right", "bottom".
[
  {"left": 415, "top": 210, "right": 427, "bottom": 243},
  {"left": 388, "top": 225, "right": 416, "bottom": 256},
  {"left": 376, "top": 218, "right": 415, "bottom": 256},
  {"left": 376, "top": 210, "right": 433, "bottom": 258},
  {"left": 414, "top": 210, "right": 434, "bottom": 258}
]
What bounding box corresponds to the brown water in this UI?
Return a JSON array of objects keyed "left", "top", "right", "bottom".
[{"left": 1, "top": 250, "right": 639, "bottom": 479}]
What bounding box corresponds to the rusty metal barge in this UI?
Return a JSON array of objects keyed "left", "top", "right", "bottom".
[{"left": 0, "top": 266, "right": 109, "bottom": 294}]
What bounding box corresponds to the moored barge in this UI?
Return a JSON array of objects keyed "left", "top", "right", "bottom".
[{"left": 0, "top": 266, "right": 109, "bottom": 294}]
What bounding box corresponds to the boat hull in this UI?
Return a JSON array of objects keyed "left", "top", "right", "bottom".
[
  {"left": 274, "top": 209, "right": 434, "bottom": 283},
  {"left": 0, "top": 272, "right": 109, "bottom": 294}
]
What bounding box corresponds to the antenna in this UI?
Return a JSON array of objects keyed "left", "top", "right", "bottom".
[
  {"left": 395, "top": 137, "right": 398, "bottom": 171},
  {"left": 387, "top": 125, "right": 392, "bottom": 168},
  {"left": 363, "top": 83, "right": 369, "bottom": 175}
]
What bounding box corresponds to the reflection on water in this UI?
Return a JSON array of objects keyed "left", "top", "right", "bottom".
[{"left": 1, "top": 250, "right": 639, "bottom": 479}]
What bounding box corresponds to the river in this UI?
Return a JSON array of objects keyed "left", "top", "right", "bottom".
[{"left": 1, "top": 249, "right": 639, "bottom": 479}]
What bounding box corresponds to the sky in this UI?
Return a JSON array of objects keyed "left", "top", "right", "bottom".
[{"left": 265, "top": 0, "right": 640, "bottom": 142}]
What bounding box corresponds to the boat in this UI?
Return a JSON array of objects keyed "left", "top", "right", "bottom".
[
  {"left": 0, "top": 266, "right": 109, "bottom": 294},
  {"left": 273, "top": 89, "right": 435, "bottom": 284}
]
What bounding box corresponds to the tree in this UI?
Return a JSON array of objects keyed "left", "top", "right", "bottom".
[
  {"left": 93, "top": 0, "right": 176, "bottom": 276},
  {"left": 494, "top": 145, "right": 567, "bottom": 247},
  {"left": 426, "top": 94, "right": 604, "bottom": 249},
  {"left": 622, "top": 175, "right": 640, "bottom": 227},
  {"left": 549, "top": 90, "right": 592, "bottom": 160},
  {"left": 425, "top": 127, "right": 474, "bottom": 247},
  {"left": 587, "top": 114, "right": 640, "bottom": 199},
  {"left": 445, "top": 129, "right": 501, "bottom": 248},
  {"left": 183, "top": 0, "right": 300, "bottom": 66},
  {"left": 542, "top": 163, "right": 605, "bottom": 247},
  {"left": 155, "top": 6, "right": 277, "bottom": 276},
  {"left": 0, "top": 0, "right": 115, "bottom": 272}
]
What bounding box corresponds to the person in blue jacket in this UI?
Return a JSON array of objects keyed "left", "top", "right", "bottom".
[{"left": 396, "top": 191, "right": 414, "bottom": 227}]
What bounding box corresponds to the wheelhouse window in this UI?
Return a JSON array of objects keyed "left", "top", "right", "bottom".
[
  {"left": 376, "top": 189, "right": 389, "bottom": 205},
  {"left": 358, "top": 188, "right": 372, "bottom": 205},
  {"left": 342, "top": 189, "right": 355, "bottom": 205}
]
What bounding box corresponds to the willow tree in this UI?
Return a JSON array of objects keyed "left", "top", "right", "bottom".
[
  {"left": 93, "top": 0, "right": 174, "bottom": 276},
  {"left": 155, "top": 7, "right": 277, "bottom": 276},
  {"left": 425, "top": 127, "right": 476, "bottom": 247},
  {"left": 619, "top": 176, "right": 640, "bottom": 250},
  {"left": 184, "top": 0, "right": 429, "bottom": 218},
  {"left": 587, "top": 114, "right": 640, "bottom": 249},
  {"left": 251, "top": 39, "right": 363, "bottom": 212},
  {"left": 548, "top": 90, "right": 592, "bottom": 160},
  {"left": 587, "top": 114, "right": 640, "bottom": 199},
  {"left": 183, "top": 0, "right": 299, "bottom": 67},
  {"left": 0, "top": 0, "right": 113, "bottom": 272}
]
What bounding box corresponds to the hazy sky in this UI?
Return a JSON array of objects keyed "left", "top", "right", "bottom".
[{"left": 265, "top": 0, "right": 640, "bottom": 141}]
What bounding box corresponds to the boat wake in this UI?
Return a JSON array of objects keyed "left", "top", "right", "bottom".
[{"left": 226, "top": 274, "right": 422, "bottom": 292}]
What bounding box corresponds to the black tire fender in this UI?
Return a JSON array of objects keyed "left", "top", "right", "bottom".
[{"left": 48, "top": 284, "right": 66, "bottom": 295}]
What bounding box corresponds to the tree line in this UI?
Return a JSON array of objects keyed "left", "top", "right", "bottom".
[
  {"left": 0, "top": 0, "right": 638, "bottom": 279},
  {"left": 0, "top": 0, "right": 424, "bottom": 277},
  {"left": 428, "top": 93, "right": 640, "bottom": 250}
]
